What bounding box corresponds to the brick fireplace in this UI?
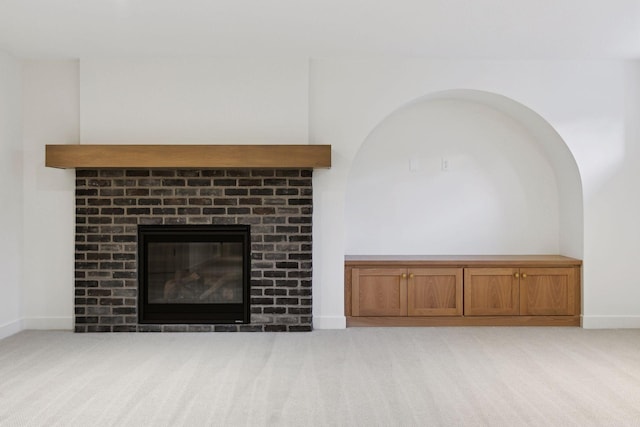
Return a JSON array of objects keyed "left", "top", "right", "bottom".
[{"left": 74, "top": 168, "right": 313, "bottom": 332}]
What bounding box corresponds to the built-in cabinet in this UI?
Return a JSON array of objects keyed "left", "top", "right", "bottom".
[
  {"left": 345, "top": 256, "right": 581, "bottom": 327},
  {"left": 464, "top": 267, "right": 577, "bottom": 316},
  {"left": 352, "top": 268, "right": 462, "bottom": 317},
  {"left": 351, "top": 268, "right": 408, "bottom": 317},
  {"left": 408, "top": 268, "right": 463, "bottom": 316}
]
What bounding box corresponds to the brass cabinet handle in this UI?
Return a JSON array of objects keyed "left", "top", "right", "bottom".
[
  {"left": 514, "top": 272, "right": 520, "bottom": 278},
  {"left": 409, "top": 273, "right": 414, "bottom": 279},
  {"left": 401, "top": 273, "right": 407, "bottom": 279},
  {"left": 522, "top": 273, "right": 527, "bottom": 279}
]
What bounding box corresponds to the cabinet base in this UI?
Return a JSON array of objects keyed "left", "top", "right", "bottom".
[{"left": 346, "top": 316, "right": 581, "bottom": 327}]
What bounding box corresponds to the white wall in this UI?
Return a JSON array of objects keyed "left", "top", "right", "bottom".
[
  {"left": 22, "top": 61, "right": 77, "bottom": 330},
  {"left": 80, "top": 59, "right": 309, "bottom": 144},
  {"left": 345, "top": 97, "right": 560, "bottom": 255},
  {"left": 20, "top": 57, "right": 640, "bottom": 330},
  {"left": 577, "top": 62, "right": 640, "bottom": 327},
  {"left": 0, "top": 51, "right": 23, "bottom": 339}
]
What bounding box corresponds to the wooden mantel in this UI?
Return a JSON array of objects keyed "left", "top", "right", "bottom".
[{"left": 45, "top": 144, "right": 331, "bottom": 169}]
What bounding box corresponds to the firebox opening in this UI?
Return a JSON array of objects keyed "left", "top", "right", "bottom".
[{"left": 138, "top": 225, "right": 251, "bottom": 324}]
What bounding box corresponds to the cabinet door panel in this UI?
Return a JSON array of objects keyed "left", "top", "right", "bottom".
[
  {"left": 408, "top": 268, "right": 462, "bottom": 316},
  {"left": 464, "top": 268, "right": 519, "bottom": 316},
  {"left": 520, "top": 267, "right": 576, "bottom": 315},
  {"left": 352, "top": 268, "right": 407, "bottom": 316}
]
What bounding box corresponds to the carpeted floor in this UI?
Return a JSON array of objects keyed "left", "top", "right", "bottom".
[{"left": 1, "top": 327, "right": 640, "bottom": 426}]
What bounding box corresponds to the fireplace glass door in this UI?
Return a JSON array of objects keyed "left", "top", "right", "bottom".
[{"left": 138, "top": 225, "right": 250, "bottom": 324}]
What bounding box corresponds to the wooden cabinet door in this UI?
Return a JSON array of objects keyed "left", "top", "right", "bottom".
[
  {"left": 520, "top": 267, "right": 577, "bottom": 315},
  {"left": 408, "top": 268, "right": 462, "bottom": 316},
  {"left": 351, "top": 268, "right": 407, "bottom": 316},
  {"left": 464, "top": 268, "right": 519, "bottom": 315}
]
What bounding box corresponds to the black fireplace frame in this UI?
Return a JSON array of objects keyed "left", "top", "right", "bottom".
[{"left": 137, "top": 224, "right": 251, "bottom": 324}]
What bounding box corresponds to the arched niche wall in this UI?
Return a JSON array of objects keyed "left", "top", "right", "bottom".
[{"left": 345, "top": 89, "right": 583, "bottom": 258}]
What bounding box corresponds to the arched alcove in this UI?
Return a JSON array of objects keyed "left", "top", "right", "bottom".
[{"left": 345, "top": 90, "right": 583, "bottom": 258}]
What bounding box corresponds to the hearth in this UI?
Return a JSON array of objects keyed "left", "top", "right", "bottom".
[{"left": 138, "top": 225, "right": 250, "bottom": 324}]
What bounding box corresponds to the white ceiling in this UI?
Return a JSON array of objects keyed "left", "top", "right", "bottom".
[{"left": 1, "top": 0, "right": 639, "bottom": 59}]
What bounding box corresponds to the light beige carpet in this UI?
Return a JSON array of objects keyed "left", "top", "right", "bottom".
[{"left": 1, "top": 327, "right": 640, "bottom": 426}]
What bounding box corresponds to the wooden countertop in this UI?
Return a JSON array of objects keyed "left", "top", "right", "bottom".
[{"left": 345, "top": 255, "right": 582, "bottom": 267}]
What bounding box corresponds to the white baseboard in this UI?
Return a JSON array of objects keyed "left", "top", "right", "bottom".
[
  {"left": 10, "top": 315, "right": 637, "bottom": 331},
  {"left": 22, "top": 317, "right": 73, "bottom": 330},
  {"left": 313, "top": 315, "right": 346, "bottom": 329},
  {"left": 0, "top": 319, "right": 23, "bottom": 340},
  {"left": 582, "top": 315, "right": 640, "bottom": 329}
]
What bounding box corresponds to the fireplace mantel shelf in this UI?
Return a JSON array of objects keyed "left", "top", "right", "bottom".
[{"left": 45, "top": 144, "right": 331, "bottom": 169}]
